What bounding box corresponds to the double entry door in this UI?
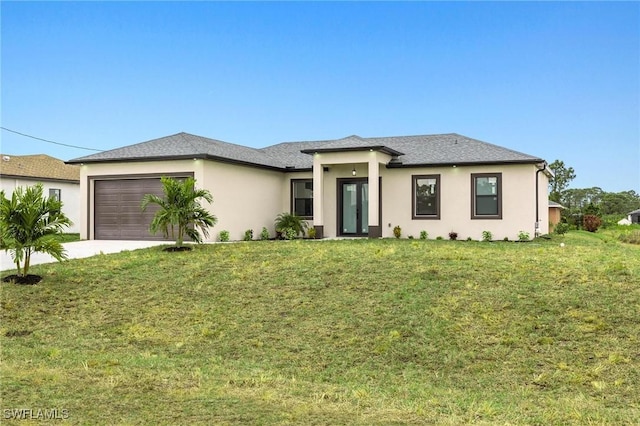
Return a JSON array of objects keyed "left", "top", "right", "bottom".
[{"left": 339, "top": 178, "right": 369, "bottom": 236}]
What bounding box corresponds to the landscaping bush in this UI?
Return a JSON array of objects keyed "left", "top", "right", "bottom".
[
  {"left": 554, "top": 222, "right": 570, "bottom": 235},
  {"left": 219, "top": 230, "right": 230, "bottom": 242},
  {"left": 419, "top": 230, "right": 428, "bottom": 240},
  {"left": 448, "top": 231, "right": 458, "bottom": 241},
  {"left": 274, "top": 212, "right": 308, "bottom": 238},
  {"left": 518, "top": 231, "right": 530, "bottom": 241},
  {"left": 393, "top": 226, "right": 401, "bottom": 239},
  {"left": 482, "top": 230, "right": 492, "bottom": 242},
  {"left": 260, "top": 227, "right": 270, "bottom": 240},
  {"left": 307, "top": 227, "right": 316, "bottom": 239},
  {"left": 243, "top": 229, "right": 253, "bottom": 241},
  {"left": 583, "top": 215, "right": 603, "bottom": 232}
]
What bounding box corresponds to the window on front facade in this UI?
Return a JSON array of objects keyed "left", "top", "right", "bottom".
[
  {"left": 412, "top": 175, "right": 440, "bottom": 219},
  {"left": 472, "top": 173, "right": 502, "bottom": 219},
  {"left": 49, "top": 188, "right": 61, "bottom": 202},
  {"left": 291, "top": 179, "right": 313, "bottom": 218}
]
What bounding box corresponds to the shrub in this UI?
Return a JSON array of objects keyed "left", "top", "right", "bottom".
[
  {"left": 260, "top": 227, "right": 270, "bottom": 240},
  {"left": 274, "top": 212, "right": 308, "bottom": 238},
  {"left": 419, "top": 230, "right": 428, "bottom": 240},
  {"left": 307, "top": 227, "right": 317, "bottom": 239},
  {"left": 393, "top": 226, "right": 401, "bottom": 239},
  {"left": 518, "top": 231, "right": 530, "bottom": 241},
  {"left": 554, "top": 222, "right": 570, "bottom": 235},
  {"left": 219, "top": 230, "right": 230, "bottom": 242},
  {"left": 583, "top": 215, "right": 602, "bottom": 232},
  {"left": 436, "top": 236, "right": 443, "bottom": 240},
  {"left": 408, "top": 235, "right": 414, "bottom": 239},
  {"left": 503, "top": 237, "right": 509, "bottom": 242},
  {"left": 282, "top": 227, "right": 297, "bottom": 240},
  {"left": 482, "top": 230, "right": 492, "bottom": 242},
  {"left": 243, "top": 229, "right": 253, "bottom": 241},
  {"left": 466, "top": 236, "right": 473, "bottom": 241},
  {"left": 448, "top": 231, "right": 458, "bottom": 241}
]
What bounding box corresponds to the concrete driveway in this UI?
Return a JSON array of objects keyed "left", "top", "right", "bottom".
[{"left": 0, "top": 240, "right": 169, "bottom": 272}]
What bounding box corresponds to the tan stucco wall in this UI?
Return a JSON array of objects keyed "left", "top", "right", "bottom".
[
  {"left": 382, "top": 163, "right": 548, "bottom": 240},
  {"left": 79, "top": 160, "right": 203, "bottom": 240},
  {"left": 79, "top": 157, "right": 549, "bottom": 242},
  {"left": 303, "top": 162, "right": 547, "bottom": 240},
  {"left": 201, "top": 161, "right": 285, "bottom": 241},
  {"left": 549, "top": 207, "right": 562, "bottom": 231},
  {"left": 80, "top": 160, "right": 289, "bottom": 242},
  {"left": 0, "top": 177, "right": 81, "bottom": 233}
]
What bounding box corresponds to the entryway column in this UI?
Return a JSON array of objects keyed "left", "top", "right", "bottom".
[
  {"left": 312, "top": 155, "right": 324, "bottom": 239},
  {"left": 368, "top": 158, "right": 381, "bottom": 238}
]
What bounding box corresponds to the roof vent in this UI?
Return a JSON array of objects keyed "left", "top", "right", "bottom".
[{"left": 2, "top": 155, "right": 10, "bottom": 161}]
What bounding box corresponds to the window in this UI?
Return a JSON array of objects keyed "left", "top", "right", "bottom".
[
  {"left": 49, "top": 188, "right": 61, "bottom": 201},
  {"left": 412, "top": 175, "right": 440, "bottom": 219},
  {"left": 472, "top": 173, "right": 502, "bottom": 219},
  {"left": 291, "top": 179, "right": 313, "bottom": 218}
]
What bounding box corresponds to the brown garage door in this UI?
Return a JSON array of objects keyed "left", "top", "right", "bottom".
[{"left": 94, "top": 178, "right": 166, "bottom": 240}]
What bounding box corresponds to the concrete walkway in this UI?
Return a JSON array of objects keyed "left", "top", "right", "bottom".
[{"left": 0, "top": 240, "right": 169, "bottom": 272}]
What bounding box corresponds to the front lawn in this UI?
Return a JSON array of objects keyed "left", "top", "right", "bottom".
[{"left": 1, "top": 233, "right": 639, "bottom": 424}]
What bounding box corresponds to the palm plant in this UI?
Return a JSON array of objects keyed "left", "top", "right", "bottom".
[
  {"left": 274, "top": 212, "right": 308, "bottom": 239},
  {"left": 0, "top": 184, "right": 72, "bottom": 277},
  {"left": 140, "top": 177, "right": 217, "bottom": 247}
]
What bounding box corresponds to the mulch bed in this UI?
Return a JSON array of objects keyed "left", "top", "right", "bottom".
[{"left": 2, "top": 274, "right": 43, "bottom": 285}]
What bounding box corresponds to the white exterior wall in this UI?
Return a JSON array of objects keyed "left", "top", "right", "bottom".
[{"left": 0, "top": 177, "right": 81, "bottom": 233}]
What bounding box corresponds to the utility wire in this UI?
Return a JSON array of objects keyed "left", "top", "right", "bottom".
[{"left": 1, "top": 127, "right": 104, "bottom": 152}]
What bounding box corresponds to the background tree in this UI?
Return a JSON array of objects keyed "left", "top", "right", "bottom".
[
  {"left": 548, "top": 160, "right": 576, "bottom": 203},
  {"left": 0, "top": 184, "right": 72, "bottom": 280},
  {"left": 140, "top": 176, "right": 217, "bottom": 248}
]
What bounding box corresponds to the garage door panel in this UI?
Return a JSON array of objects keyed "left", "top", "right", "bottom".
[{"left": 94, "top": 178, "right": 169, "bottom": 241}]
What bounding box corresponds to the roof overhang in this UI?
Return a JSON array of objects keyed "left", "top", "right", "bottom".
[
  {"left": 385, "top": 158, "right": 546, "bottom": 168},
  {"left": 301, "top": 145, "right": 404, "bottom": 157},
  {"left": 67, "top": 154, "right": 289, "bottom": 172}
]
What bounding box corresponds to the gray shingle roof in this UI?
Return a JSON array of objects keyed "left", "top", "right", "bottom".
[{"left": 68, "top": 132, "right": 544, "bottom": 170}]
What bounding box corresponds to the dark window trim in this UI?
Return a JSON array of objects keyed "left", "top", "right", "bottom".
[
  {"left": 471, "top": 172, "right": 502, "bottom": 219},
  {"left": 290, "top": 178, "right": 313, "bottom": 219},
  {"left": 412, "top": 174, "right": 440, "bottom": 220}
]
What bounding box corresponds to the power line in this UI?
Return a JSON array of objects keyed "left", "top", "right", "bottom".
[{"left": 1, "top": 127, "right": 104, "bottom": 152}]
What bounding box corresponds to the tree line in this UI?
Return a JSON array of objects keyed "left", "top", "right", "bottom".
[{"left": 548, "top": 160, "right": 640, "bottom": 226}]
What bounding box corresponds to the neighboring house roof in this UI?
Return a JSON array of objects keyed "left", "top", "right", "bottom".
[
  {"left": 0, "top": 154, "right": 80, "bottom": 182},
  {"left": 549, "top": 200, "right": 565, "bottom": 208},
  {"left": 628, "top": 208, "right": 640, "bottom": 216},
  {"left": 67, "top": 132, "right": 545, "bottom": 170}
]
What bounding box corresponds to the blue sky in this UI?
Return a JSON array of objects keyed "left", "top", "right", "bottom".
[{"left": 1, "top": 1, "right": 638, "bottom": 193}]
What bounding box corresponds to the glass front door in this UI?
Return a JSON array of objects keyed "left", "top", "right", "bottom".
[{"left": 340, "top": 179, "right": 368, "bottom": 236}]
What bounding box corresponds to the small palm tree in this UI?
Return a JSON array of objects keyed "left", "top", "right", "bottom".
[
  {"left": 0, "top": 184, "right": 72, "bottom": 278},
  {"left": 274, "top": 212, "right": 308, "bottom": 239},
  {"left": 140, "top": 176, "right": 217, "bottom": 247}
]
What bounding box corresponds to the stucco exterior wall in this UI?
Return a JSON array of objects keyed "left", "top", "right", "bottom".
[
  {"left": 79, "top": 160, "right": 202, "bottom": 240},
  {"left": 0, "top": 177, "right": 81, "bottom": 233},
  {"left": 201, "top": 161, "right": 285, "bottom": 241},
  {"left": 382, "top": 163, "right": 548, "bottom": 240}
]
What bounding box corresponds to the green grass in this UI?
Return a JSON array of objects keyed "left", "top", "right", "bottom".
[
  {"left": 1, "top": 232, "right": 639, "bottom": 424},
  {"left": 52, "top": 233, "right": 81, "bottom": 243}
]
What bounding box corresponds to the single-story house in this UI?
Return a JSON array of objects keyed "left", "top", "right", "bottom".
[
  {"left": 67, "top": 132, "right": 552, "bottom": 241},
  {"left": 0, "top": 154, "right": 81, "bottom": 233},
  {"left": 626, "top": 208, "right": 640, "bottom": 224},
  {"left": 548, "top": 200, "right": 564, "bottom": 231}
]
